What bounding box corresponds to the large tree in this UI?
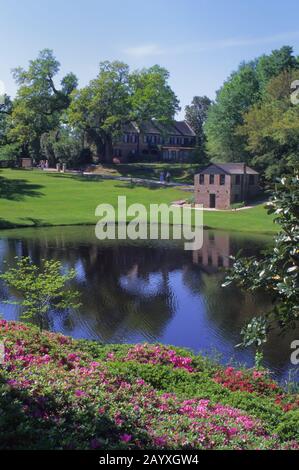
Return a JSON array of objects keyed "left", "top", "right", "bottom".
[
  {"left": 8, "top": 49, "right": 78, "bottom": 160},
  {"left": 0, "top": 95, "right": 12, "bottom": 146},
  {"left": 223, "top": 171, "right": 299, "bottom": 348},
  {"left": 0, "top": 95, "right": 18, "bottom": 163},
  {"left": 68, "top": 62, "right": 180, "bottom": 162},
  {"left": 205, "top": 46, "right": 299, "bottom": 167},
  {"left": 129, "top": 65, "right": 180, "bottom": 125},
  {"left": 205, "top": 63, "right": 260, "bottom": 162},
  {"left": 68, "top": 61, "right": 131, "bottom": 162},
  {"left": 237, "top": 69, "right": 299, "bottom": 179},
  {"left": 185, "top": 95, "right": 211, "bottom": 162}
]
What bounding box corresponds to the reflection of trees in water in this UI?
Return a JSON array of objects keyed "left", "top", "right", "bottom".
[
  {"left": 199, "top": 272, "right": 270, "bottom": 336},
  {"left": 67, "top": 245, "right": 180, "bottom": 341},
  {"left": 1, "top": 229, "right": 293, "bottom": 374},
  {"left": 197, "top": 272, "right": 298, "bottom": 372},
  {"left": 0, "top": 238, "right": 191, "bottom": 341}
]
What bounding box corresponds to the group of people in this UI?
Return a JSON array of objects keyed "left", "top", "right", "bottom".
[
  {"left": 160, "top": 170, "right": 171, "bottom": 184},
  {"left": 38, "top": 159, "right": 49, "bottom": 170}
]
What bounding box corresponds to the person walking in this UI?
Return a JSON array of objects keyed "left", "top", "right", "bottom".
[{"left": 160, "top": 171, "right": 165, "bottom": 183}]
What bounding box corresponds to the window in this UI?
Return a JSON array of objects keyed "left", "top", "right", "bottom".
[
  {"left": 209, "top": 174, "right": 214, "bottom": 184},
  {"left": 249, "top": 174, "right": 255, "bottom": 185},
  {"left": 235, "top": 175, "right": 241, "bottom": 185},
  {"left": 220, "top": 174, "right": 225, "bottom": 185},
  {"left": 199, "top": 174, "right": 204, "bottom": 184},
  {"left": 169, "top": 136, "right": 175, "bottom": 145},
  {"left": 218, "top": 256, "right": 224, "bottom": 267}
]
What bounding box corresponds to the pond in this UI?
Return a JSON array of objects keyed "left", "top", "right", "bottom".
[{"left": 0, "top": 225, "right": 297, "bottom": 383}]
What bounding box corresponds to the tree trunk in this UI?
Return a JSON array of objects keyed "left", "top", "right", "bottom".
[
  {"left": 85, "top": 129, "right": 105, "bottom": 163},
  {"left": 104, "top": 135, "right": 113, "bottom": 163}
]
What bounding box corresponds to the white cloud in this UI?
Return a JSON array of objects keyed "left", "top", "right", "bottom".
[
  {"left": 123, "top": 44, "right": 165, "bottom": 58},
  {"left": 123, "top": 31, "right": 299, "bottom": 58}
]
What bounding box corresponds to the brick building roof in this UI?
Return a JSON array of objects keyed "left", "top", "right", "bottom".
[{"left": 201, "top": 163, "right": 259, "bottom": 175}]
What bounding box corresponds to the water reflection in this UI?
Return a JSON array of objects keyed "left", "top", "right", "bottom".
[{"left": 0, "top": 226, "right": 297, "bottom": 383}]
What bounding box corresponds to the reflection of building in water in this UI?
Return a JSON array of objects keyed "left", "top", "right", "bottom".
[{"left": 192, "top": 231, "right": 230, "bottom": 272}]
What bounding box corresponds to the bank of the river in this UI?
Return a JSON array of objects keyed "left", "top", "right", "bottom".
[
  {"left": 0, "top": 320, "right": 298, "bottom": 450},
  {"left": 0, "top": 169, "right": 276, "bottom": 233}
]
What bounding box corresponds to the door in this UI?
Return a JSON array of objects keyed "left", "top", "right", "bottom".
[{"left": 209, "top": 194, "right": 216, "bottom": 208}]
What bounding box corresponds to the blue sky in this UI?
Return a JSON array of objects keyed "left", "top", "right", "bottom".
[{"left": 1, "top": 0, "right": 299, "bottom": 117}]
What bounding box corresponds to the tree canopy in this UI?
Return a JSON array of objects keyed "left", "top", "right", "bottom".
[
  {"left": 185, "top": 95, "right": 211, "bottom": 162},
  {"left": 205, "top": 46, "right": 299, "bottom": 178},
  {"left": 1, "top": 45, "right": 299, "bottom": 176},
  {"left": 223, "top": 171, "right": 299, "bottom": 347},
  {"left": 68, "top": 62, "right": 180, "bottom": 162},
  {"left": 8, "top": 49, "right": 78, "bottom": 160}
]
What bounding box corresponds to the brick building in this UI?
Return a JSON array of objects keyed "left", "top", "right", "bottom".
[
  {"left": 113, "top": 120, "right": 196, "bottom": 162},
  {"left": 194, "top": 163, "right": 260, "bottom": 210},
  {"left": 192, "top": 231, "right": 231, "bottom": 273}
]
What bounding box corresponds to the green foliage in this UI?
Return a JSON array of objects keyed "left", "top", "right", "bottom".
[
  {"left": 256, "top": 46, "right": 299, "bottom": 90},
  {"left": 205, "top": 62, "right": 260, "bottom": 162},
  {"left": 275, "top": 410, "right": 299, "bottom": 440},
  {"left": 68, "top": 61, "right": 179, "bottom": 163},
  {"left": 223, "top": 173, "right": 299, "bottom": 345},
  {"left": 0, "top": 143, "right": 21, "bottom": 162},
  {"left": 0, "top": 257, "right": 81, "bottom": 330},
  {"left": 185, "top": 96, "right": 211, "bottom": 163},
  {"left": 130, "top": 65, "right": 180, "bottom": 125},
  {"left": 40, "top": 126, "right": 84, "bottom": 165},
  {"left": 1, "top": 322, "right": 297, "bottom": 450},
  {"left": 238, "top": 69, "right": 299, "bottom": 179},
  {"left": 205, "top": 46, "right": 299, "bottom": 178},
  {"left": 8, "top": 49, "right": 78, "bottom": 160}
]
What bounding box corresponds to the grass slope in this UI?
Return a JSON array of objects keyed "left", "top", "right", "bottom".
[
  {"left": 0, "top": 169, "right": 276, "bottom": 233},
  {"left": 90, "top": 162, "right": 199, "bottom": 184},
  {"left": 0, "top": 321, "right": 298, "bottom": 450}
]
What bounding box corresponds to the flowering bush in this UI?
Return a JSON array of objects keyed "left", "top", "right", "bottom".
[
  {"left": 111, "top": 344, "right": 194, "bottom": 372},
  {"left": 213, "top": 366, "right": 280, "bottom": 395},
  {"left": 213, "top": 366, "right": 299, "bottom": 414},
  {"left": 0, "top": 320, "right": 298, "bottom": 450}
]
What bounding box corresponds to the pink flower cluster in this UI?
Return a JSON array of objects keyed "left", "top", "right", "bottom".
[
  {"left": 0, "top": 320, "right": 298, "bottom": 450},
  {"left": 120, "top": 344, "right": 194, "bottom": 372}
]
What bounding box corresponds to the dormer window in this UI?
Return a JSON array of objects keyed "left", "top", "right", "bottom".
[
  {"left": 220, "top": 174, "right": 225, "bottom": 185},
  {"left": 209, "top": 174, "right": 214, "bottom": 184}
]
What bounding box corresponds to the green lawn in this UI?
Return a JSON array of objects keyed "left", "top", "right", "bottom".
[
  {"left": 0, "top": 169, "right": 277, "bottom": 233},
  {"left": 90, "top": 162, "right": 199, "bottom": 184}
]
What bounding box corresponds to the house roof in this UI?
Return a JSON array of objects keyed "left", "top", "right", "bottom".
[
  {"left": 140, "top": 121, "right": 162, "bottom": 134},
  {"left": 122, "top": 122, "right": 139, "bottom": 133},
  {"left": 173, "top": 121, "right": 196, "bottom": 137},
  {"left": 200, "top": 163, "right": 259, "bottom": 175},
  {"left": 123, "top": 120, "right": 196, "bottom": 137}
]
